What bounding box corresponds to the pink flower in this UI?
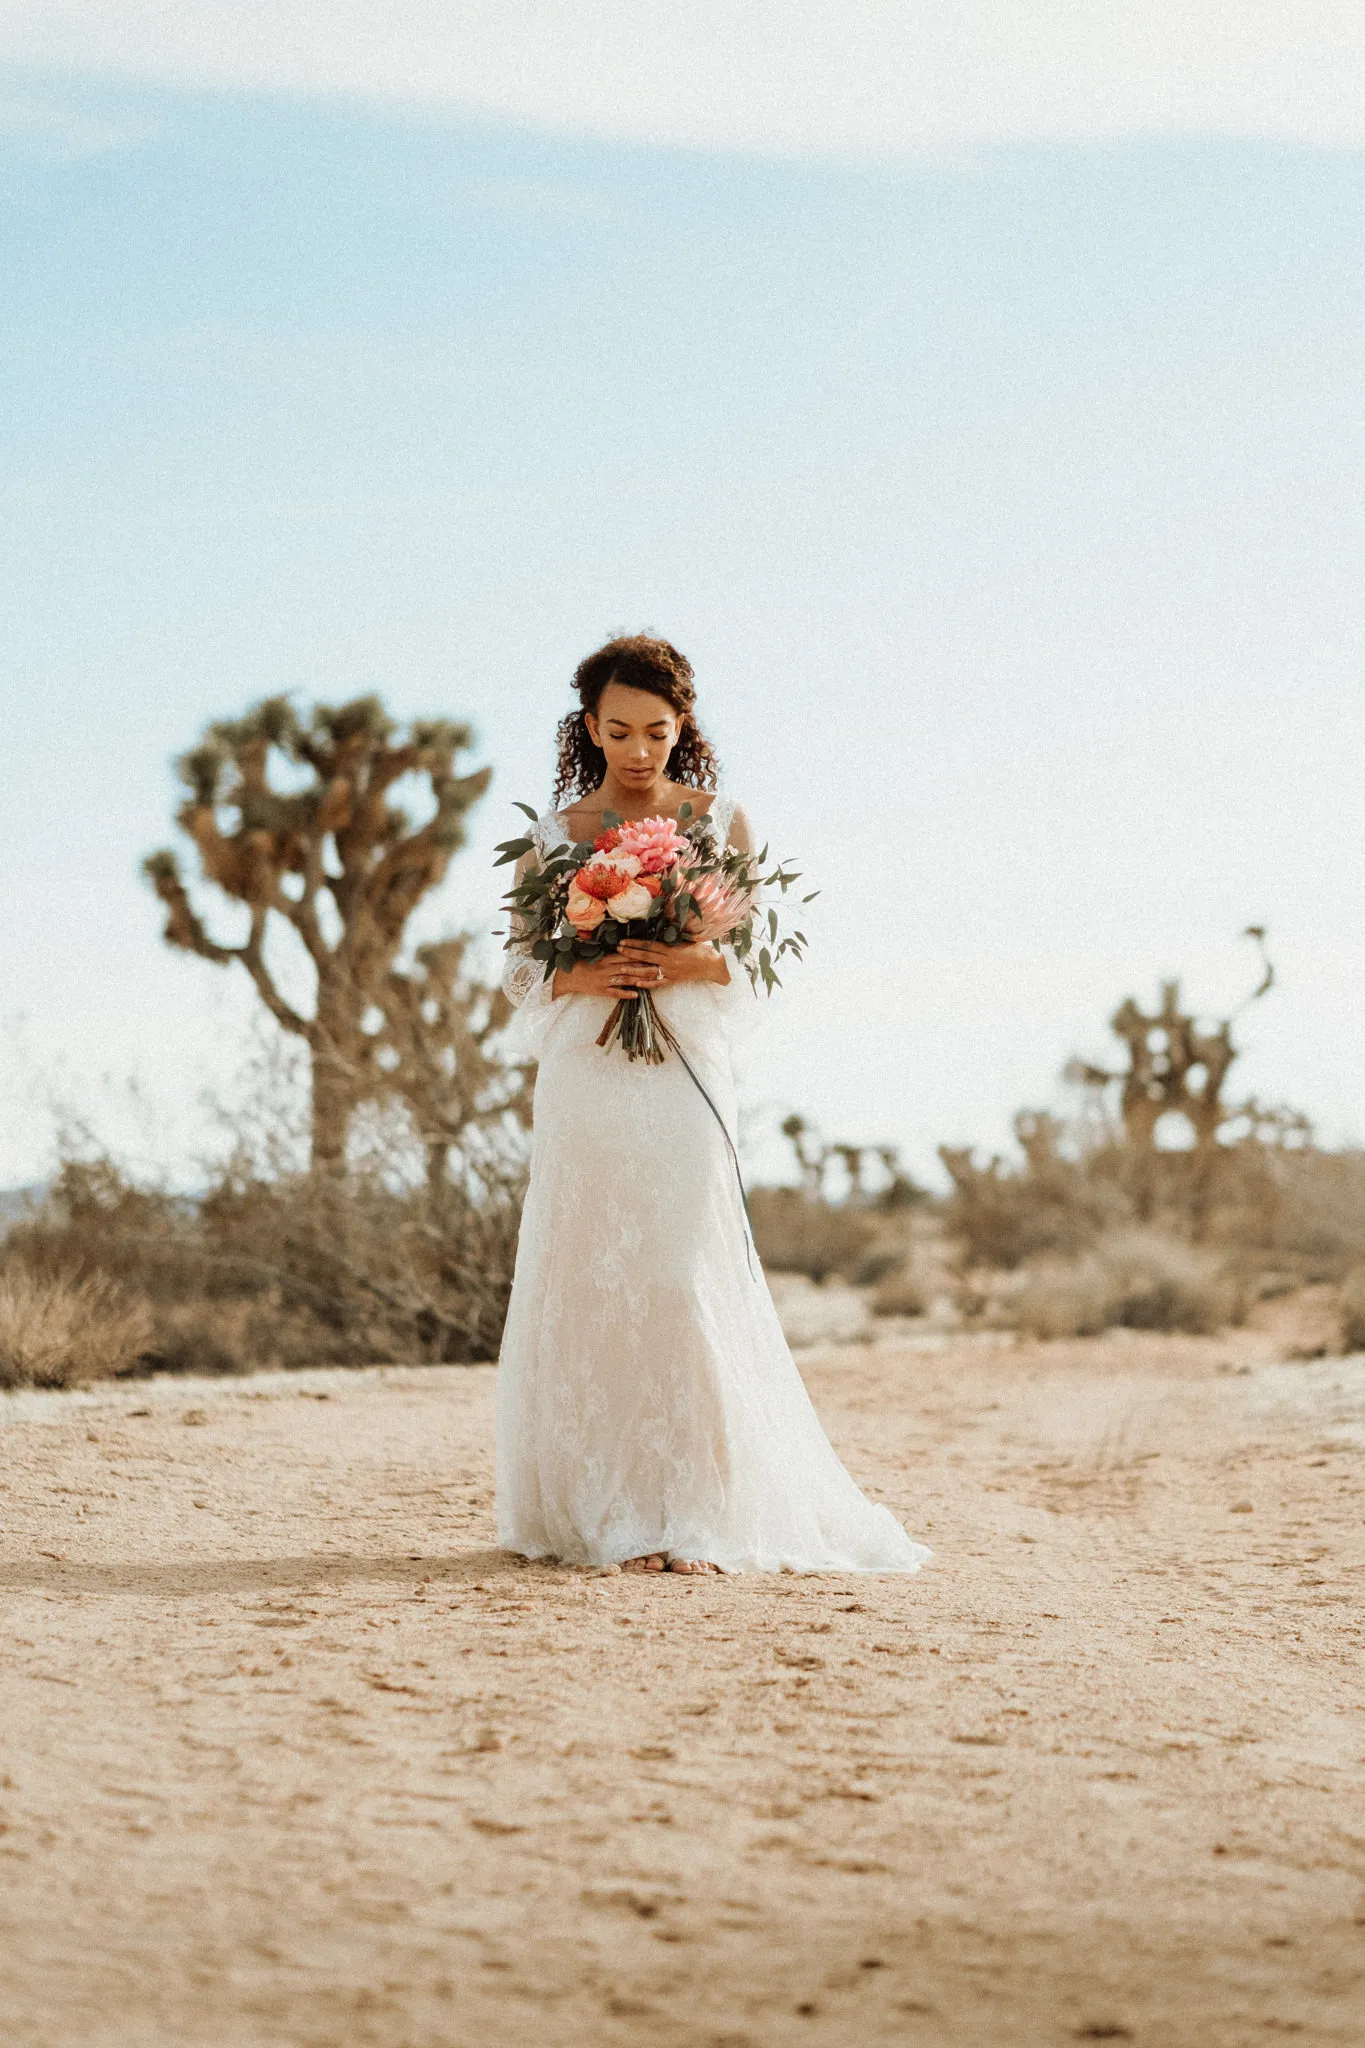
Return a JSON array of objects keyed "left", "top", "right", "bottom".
[
  {"left": 685, "top": 872, "right": 749, "bottom": 942},
  {"left": 616, "top": 814, "right": 690, "bottom": 876}
]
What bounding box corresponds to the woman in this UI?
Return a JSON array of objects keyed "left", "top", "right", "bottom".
[{"left": 497, "top": 634, "right": 931, "bottom": 1578}]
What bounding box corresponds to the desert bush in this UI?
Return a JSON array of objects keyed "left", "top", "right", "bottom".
[
  {"left": 0, "top": 1268, "right": 154, "bottom": 1388},
  {"left": 1339, "top": 1266, "right": 1365, "bottom": 1353},
  {"left": 1208, "top": 1145, "right": 1365, "bottom": 1281},
  {"left": 747, "top": 1187, "right": 879, "bottom": 1283},
  {"left": 2, "top": 1129, "right": 528, "bottom": 1375},
  {"left": 870, "top": 1261, "right": 929, "bottom": 1318},
  {"left": 1012, "top": 1256, "right": 1112, "bottom": 1340},
  {"left": 938, "top": 1138, "right": 1131, "bottom": 1270},
  {"left": 1013, "top": 1230, "right": 1238, "bottom": 1340}
]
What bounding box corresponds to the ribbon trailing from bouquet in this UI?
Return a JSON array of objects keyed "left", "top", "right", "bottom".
[{"left": 596, "top": 991, "right": 758, "bottom": 1282}]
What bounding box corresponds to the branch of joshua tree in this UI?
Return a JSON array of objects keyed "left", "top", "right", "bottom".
[
  {"left": 143, "top": 851, "right": 240, "bottom": 967},
  {"left": 240, "top": 909, "right": 309, "bottom": 1038},
  {"left": 273, "top": 866, "right": 331, "bottom": 974}
]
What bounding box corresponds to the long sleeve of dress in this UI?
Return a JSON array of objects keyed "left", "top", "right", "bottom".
[
  {"left": 708, "top": 797, "right": 763, "bottom": 1039},
  {"left": 500, "top": 843, "right": 557, "bottom": 1052}
]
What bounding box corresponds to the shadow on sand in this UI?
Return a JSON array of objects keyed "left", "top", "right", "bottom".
[{"left": 0, "top": 1547, "right": 534, "bottom": 1599}]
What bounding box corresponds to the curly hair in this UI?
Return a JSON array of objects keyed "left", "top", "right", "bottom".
[{"left": 552, "top": 634, "right": 721, "bottom": 809}]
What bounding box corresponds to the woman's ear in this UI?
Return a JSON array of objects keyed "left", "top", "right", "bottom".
[{"left": 583, "top": 709, "right": 601, "bottom": 747}]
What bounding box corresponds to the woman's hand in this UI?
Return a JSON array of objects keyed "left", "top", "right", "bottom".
[
  {"left": 552, "top": 952, "right": 666, "bottom": 1000},
  {"left": 615, "top": 938, "right": 730, "bottom": 988}
]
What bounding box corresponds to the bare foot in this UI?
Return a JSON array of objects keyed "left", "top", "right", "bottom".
[
  {"left": 667, "top": 1558, "right": 723, "bottom": 1574},
  {"left": 622, "top": 1554, "right": 667, "bottom": 1572}
]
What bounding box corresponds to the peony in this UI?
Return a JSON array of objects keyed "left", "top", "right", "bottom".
[
  {"left": 593, "top": 826, "right": 623, "bottom": 854},
  {"left": 616, "top": 814, "right": 690, "bottom": 875},
  {"left": 565, "top": 886, "right": 607, "bottom": 931},
  {"left": 605, "top": 879, "right": 657, "bottom": 922}
]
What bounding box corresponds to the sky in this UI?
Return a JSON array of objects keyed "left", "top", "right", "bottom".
[{"left": 2, "top": 7, "right": 1364, "bottom": 1188}]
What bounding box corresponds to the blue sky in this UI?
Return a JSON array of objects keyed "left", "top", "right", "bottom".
[{"left": 2, "top": 62, "right": 1363, "bottom": 1185}]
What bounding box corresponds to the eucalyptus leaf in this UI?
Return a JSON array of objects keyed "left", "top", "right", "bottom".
[
  {"left": 513, "top": 800, "right": 540, "bottom": 820},
  {"left": 601, "top": 809, "right": 623, "bottom": 828}
]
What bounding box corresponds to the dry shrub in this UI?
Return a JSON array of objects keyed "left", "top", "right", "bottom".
[
  {"left": 747, "top": 1187, "right": 879, "bottom": 1284},
  {"left": 1014, "top": 1230, "right": 1238, "bottom": 1340},
  {"left": 1210, "top": 1146, "right": 1365, "bottom": 1281},
  {"left": 942, "top": 1122, "right": 1365, "bottom": 1294},
  {"left": 0, "top": 1268, "right": 153, "bottom": 1388},
  {"left": 870, "top": 1262, "right": 928, "bottom": 1318},
  {"left": 939, "top": 1142, "right": 1130, "bottom": 1269},
  {"left": 1339, "top": 1267, "right": 1365, "bottom": 1354},
  {"left": 2, "top": 1134, "right": 528, "bottom": 1376}
]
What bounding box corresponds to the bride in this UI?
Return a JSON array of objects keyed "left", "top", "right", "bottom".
[{"left": 497, "top": 634, "right": 931, "bottom": 1579}]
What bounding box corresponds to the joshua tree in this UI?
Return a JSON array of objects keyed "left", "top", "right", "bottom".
[
  {"left": 1065, "top": 929, "right": 1276, "bottom": 1156},
  {"left": 376, "top": 935, "right": 532, "bottom": 1197},
  {"left": 779, "top": 1114, "right": 923, "bottom": 1209},
  {"left": 144, "top": 695, "right": 496, "bottom": 1175}
]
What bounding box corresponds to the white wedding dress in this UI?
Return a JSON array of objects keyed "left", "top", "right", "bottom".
[{"left": 495, "top": 794, "right": 932, "bottom": 1575}]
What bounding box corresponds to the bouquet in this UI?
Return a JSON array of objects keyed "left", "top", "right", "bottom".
[{"left": 496, "top": 801, "right": 811, "bottom": 1064}]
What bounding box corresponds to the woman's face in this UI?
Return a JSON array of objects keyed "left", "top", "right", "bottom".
[{"left": 585, "top": 681, "right": 682, "bottom": 790}]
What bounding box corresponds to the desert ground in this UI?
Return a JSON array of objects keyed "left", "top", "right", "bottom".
[{"left": 2, "top": 1321, "right": 1363, "bottom": 2048}]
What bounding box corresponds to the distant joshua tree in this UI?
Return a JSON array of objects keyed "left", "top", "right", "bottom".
[
  {"left": 144, "top": 694, "right": 511, "bottom": 1177},
  {"left": 778, "top": 1113, "right": 922, "bottom": 1209},
  {"left": 1065, "top": 928, "right": 1277, "bottom": 1155}
]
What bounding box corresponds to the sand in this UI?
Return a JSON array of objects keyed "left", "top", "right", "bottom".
[{"left": 2, "top": 1325, "right": 1363, "bottom": 2048}]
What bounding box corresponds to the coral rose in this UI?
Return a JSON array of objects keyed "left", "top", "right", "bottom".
[{"left": 566, "top": 887, "right": 607, "bottom": 930}]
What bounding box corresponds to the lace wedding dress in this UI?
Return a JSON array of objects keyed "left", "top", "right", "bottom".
[{"left": 496, "top": 794, "right": 932, "bottom": 1575}]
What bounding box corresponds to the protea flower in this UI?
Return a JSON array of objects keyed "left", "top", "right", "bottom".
[{"left": 684, "top": 871, "right": 749, "bottom": 942}]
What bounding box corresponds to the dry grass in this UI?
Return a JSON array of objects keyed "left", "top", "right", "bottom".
[
  {"left": 1013, "top": 1229, "right": 1240, "bottom": 1340},
  {"left": 870, "top": 1259, "right": 929, "bottom": 1317},
  {"left": 1339, "top": 1265, "right": 1365, "bottom": 1353},
  {"left": 746, "top": 1185, "right": 879, "bottom": 1283},
  {"left": 0, "top": 1138, "right": 528, "bottom": 1379},
  {"left": 0, "top": 1267, "right": 153, "bottom": 1388}
]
